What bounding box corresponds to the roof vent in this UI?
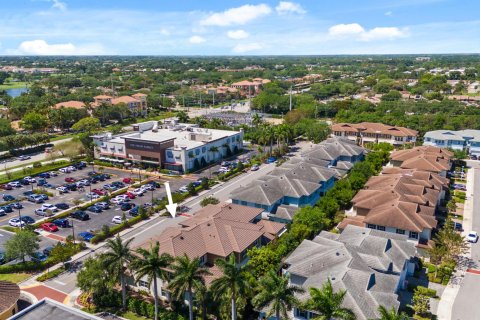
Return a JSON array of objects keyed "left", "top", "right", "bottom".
[
  {"left": 228, "top": 206, "right": 232, "bottom": 209},
  {"left": 331, "top": 277, "right": 336, "bottom": 281},
  {"left": 336, "top": 252, "right": 340, "bottom": 256},
  {"left": 207, "top": 223, "right": 211, "bottom": 226},
  {"left": 180, "top": 236, "right": 184, "bottom": 240}
]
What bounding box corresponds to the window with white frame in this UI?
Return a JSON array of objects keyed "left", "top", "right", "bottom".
[{"left": 138, "top": 280, "right": 149, "bottom": 288}]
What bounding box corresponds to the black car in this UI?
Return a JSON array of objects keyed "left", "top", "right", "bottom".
[
  {"left": 65, "top": 183, "right": 77, "bottom": 191},
  {"left": 102, "top": 173, "right": 111, "bottom": 179},
  {"left": 87, "top": 205, "right": 102, "bottom": 213},
  {"left": 53, "top": 218, "right": 70, "bottom": 228},
  {"left": 71, "top": 210, "right": 90, "bottom": 221},
  {"left": 43, "top": 246, "right": 54, "bottom": 256},
  {"left": 38, "top": 194, "right": 49, "bottom": 201},
  {"left": 95, "top": 175, "right": 106, "bottom": 182},
  {"left": 121, "top": 203, "right": 134, "bottom": 211},
  {"left": 148, "top": 181, "right": 161, "bottom": 188},
  {"left": 20, "top": 216, "right": 35, "bottom": 224},
  {"left": 11, "top": 202, "right": 23, "bottom": 209},
  {"left": 0, "top": 205, "right": 12, "bottom": 213},
  {"left": 19, "top": 179, "right": 30, "bottom": 185},
  {"left": 112, "top": 181, "right": 125, "bottom": 188},
  {"left": 23, "top": 191, "right": 35, "bottom": 197},
  {"left": 55, "top": 203, "right": 70, "bottom": 210},
  {"left": 2, "top": 194, "right": 15, "bottom": 202}
]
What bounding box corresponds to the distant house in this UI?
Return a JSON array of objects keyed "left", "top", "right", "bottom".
[
  {"left": 280, "top": 225, "right": 416, "bottom": 320},
  {"left": 230, "top": 78, "right": 271, "bottom": 96},
  {"left": 331, "top": 122, "right": 418, "bottom": 146},
  {"left": 468, "top": 82, "right": 480, "bottom": 94},
  {"left": 53, "top": 100, "right": 87, "bottom": 110},
  {"left": 92, "top": 94, "right": 147, "bottom": 116},
  {"left": 131, "top": 203, "right": 285, "bottom": 301},
  {"left": 424, "top": 129, "right": 480, "bottom": 156}
]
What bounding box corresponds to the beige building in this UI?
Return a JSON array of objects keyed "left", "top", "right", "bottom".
[{"left": 331, "top": 122, "right": 418, "bottom": 146}]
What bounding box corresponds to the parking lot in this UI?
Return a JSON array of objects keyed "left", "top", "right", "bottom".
[{"left": 0, "top": 229, "right": 60, "bottom": 262}]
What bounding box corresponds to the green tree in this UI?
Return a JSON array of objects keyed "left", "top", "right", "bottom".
[
  {"left": 0, "top": 118, "right": 15, "bottom": 137},
  {"left": 303, "top": 279, "right": 355, "bottom": 320},
  {"left": 49, "top": 242, "right": 74, "bottom": 266},
  {"left": 408, "top": 289, "right": 430, "bottom": 318},
  {"left": 177, "top": 111, "right": 190, "bottom": 123},
  {"left": 247, "top": 247, "right": 280, "bottom": 278},
  {"left": 210, "top": 255, "right": 251, "bottom": 320},
  {"left": 102, "top": 235, "right": 134, "bottom": 310},
  {"left": 200, "top": 177, "right": 210, "bottom": 190},
  {"left": 432, "top": 217, "right": 468, "bottom": 264},
  {"left": 20, "top": 112, "right": 49, "bottom": 132},
  {"left": 168, "top": 255, "right": 212, "bottom": 320},
  {"left": 0, "top": 72, "right": 8, "bottom": 85},
  {"left": 133, "top": 241, "right": 174, "bottom": 320},
  {"left": 374, "top": 305, "right": 409, "bottom": 320},
  {"left": 72, "top": 117, "right": 101, "bottom": 132},
  {"left": 5, "top": 230, "right": 40, "bottom": 263},
  {"left": 200, "top": 196, "right": 220, "bottom": 207},
  {"left": 252, "top": 270, "right": 304, "bottom": 320}
]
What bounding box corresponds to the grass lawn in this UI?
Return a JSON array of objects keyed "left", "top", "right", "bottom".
[
  {"left": 120, "top": 311, "right": 149, "bottom": 320},
  {"left": 0, "top": 81, "right": 29, "bottom": 90},
  {"left": 50, "top": 133, "right": 78, "bottom": 142},
  {"left": 0, "top": 273, "right": 31, "bottom": 283}
]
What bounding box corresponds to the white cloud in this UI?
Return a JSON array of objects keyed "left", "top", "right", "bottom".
[
  {"left": 227, "top": 29, "right": 249, "bottom": 39},
  {"left": 275, "top": 1, "right": 306, "bottom": 15},
  {"left": 200, "top": 4, "right": 272, "bottom": 27},
  {"left": 385, "top": 11, "right": 393, "bottom": 16},
  {"left": 189, "top": 35, "right": 206, "bottom": 44},
  {"left": 232, "top": 42, "right": 263, "bottom": 53},
  {"left": 50, "top": 0, "right": 67, "bottom": 11},
  {"left": 15, "top": 39, "right": 103, "bottom": 55},
  {"left": 159, "top": 28, "right": 171, "bottom": 36},
  {"left": 328, "top": 23, "right": 408, "bottom": 41}
]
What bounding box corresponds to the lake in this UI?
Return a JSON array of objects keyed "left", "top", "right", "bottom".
[{"left": 5, "top": 87, "right": 28, "bottom": 98}]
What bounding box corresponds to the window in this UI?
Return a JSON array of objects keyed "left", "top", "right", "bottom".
[
  {"left": 166, "top": 151, "right": 174, "bottom": 158},
  {"left": 227, "top": 138, "right": 230, "bottom": 143},
  {"left": 377, "top": 226, "right": 386, "bottom": 231},
  {"left": 202, "top": 147, "right": 206, "bottom": 153},
  {"left": 195, "top": 149, "right": 200, "bottom": 155},
  {"left": 409, "top": 231, "right": 419, "bottom": 239},
  {"left": 396, "top": 229, "right": 405, "bottom": 235},
  {"left": 367, "top": 224, "right": 376, "bottom": 229},
  {"left": 138, "top": 280, "right": 149, "bottom": 288},
  {"left": 199, "top": 255, "right": 206, "bottom": 265},
  {"left": 294, "top": 308, "right": 308, "bottom": 319}
]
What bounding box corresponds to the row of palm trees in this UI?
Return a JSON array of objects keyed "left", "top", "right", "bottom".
[{"left": 100, "top": 235, "right": 409, "bottom": 320}]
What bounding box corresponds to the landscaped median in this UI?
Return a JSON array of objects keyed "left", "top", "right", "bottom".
[{"left": 0, "top": 160, "right": 70, "bottom": 185}]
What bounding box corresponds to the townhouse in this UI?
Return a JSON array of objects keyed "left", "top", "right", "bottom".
[
  {"left": 230, "top": 78, "right": 271, "bottom": 96},
  {"left": 280, "top": 225, "right": 416, "bottom": 320},
  {"left": 92, "top": 120, "right": 243, "bottom": 173},
  {"left": 92, "top": 93, "right": 147, "bottom": 116},
  {"left": 424, "top": 129, "right": 480, "bottom": 156},
  {"left": 331, "top": 122, "right": 418, "bottom": 146},
  {"left": 130, "top": 203, "right": 285, "bottom": 301},
  {"left": 388, "top": 146, "right": 453, "bottom": 177},
  {"left": 231, "top": 138, "right": 366, "bottom": 223}
]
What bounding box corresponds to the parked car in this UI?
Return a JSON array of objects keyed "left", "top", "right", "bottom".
[
  {"left": 147, "top": 181, "right": 161, "bottom": 188},
  {"left": 20, "top": 216, "right": 35, "bottom": 224},
  {"left": 123, "top": 177, "right": 134, "bottom": 184},
  {"left": 56, "top": 186, "right": 69, "bottom": 194},
  {"left": 141, "top": 184, "right": 155, "bottom": 191},
  {"left": 43, "top": 246, "right": 54, "bottom": 256},
  {"left": 0, "top": 184, "right": 12, "bottom": 190},
  {"left": 38, "top": 194, "right": 49, "bottom": 201},
  {"left": 35, "top": 208, "right": 53, "bottom": 217},
  {"left": 55, "top": 203, "right": 70, "bottom": 210},
  {"left": 41, "top": 204, "right": 58, "bottom": 212},
  {"left": 178, "top": 186, "right": 189, "bottom": 193},
  {"left": 0, "top": 205, "right": 12, "bottom": 213},
  {"left": 111, "top": 197, "right": 125, "bottom": 205},
  {"left": 23, "top": 176, "right": 36, "bottom": 183},
  {"left": 96, "top": 202, "right": 110, "bottom": 210},
  {"left": 27, "top": 194, "right": 43, "bottom": 203},
  {"left": 0, "top": 209, "right": 6, "bottom": 216},
  {"left": 121, "top": 203, "right": 134, "bottom": 211},
  {"left": 87, "top": 205, "right": 102, "bottom": 213},
  {"left": 65, "top": 184, "right": 77, "bottom": 191},
  {"left": 8, "top": 218, "right": 25, "bottom": 227},
  {"left": 71, "top": 211, "right": 90, "bottom": 221},
  {"left": 37, "top": 178, "right": 47, "bottom": 186},
  {"left": 103, "top": 184, "right": 117, "bottom": 191},
  {"left": 59, "top": 167, "right": 72, "bottom": 174},
  {"left": 467, "top": 231, "right": 479, "bottom": 243},
  {"left": 31, "top": 252, "right": 47, "bottom": 262},
  {"left": 79, "top": 179, "right": 91, "bottom": 186},
  {"left": 111, "top": 181, "right": 125, "bottom": 188},
  {"left": 65, "top": 177, "right": 76, "bottom": 183},
  {"left": 19, "top": 179, "right": 30, "bottom": 185},
  {"left": 23, "top": 191, "right": 34, "bottom": 197},
  {"left": 266, "top": 156, "right": 277, "bottom": 164},
  {"left": 86, "top": 193, "right": 100, "bottom": 200},
  {"left": 2, "top": 194, "right": 15, "bottom": 201},
  {"left": 44, "top": 183, "right": 56, "bottom": 189},
  {"left": 251, "top": 164, "right": 259, "bottom": 171},
  {"left": 37, "top": 172, "right": 51, "bottom": 179},
  {"left": 91, "top": 188, "right": 105, "bottom": 195},
  {"left": 48, "top": 171, "right": 58, "bottom": 177},
  {"left": 7, "top": 181, "right": 21, "bottom": 188},
  {"left": 129, "top": 206, "right": 139, "bottom": 216},
  {"left": 87, "top": 171, "right": 98, "bottom": 176},
  {"left": 41, "top": 223, "right": 58, "bottom": 232},
  {"left": 11, "top": 202, "right": 23, "bottom": 209},
  {"left": 17, "top": 155, "right": 31, "bottom": 161},
  {"left": 53, "top": 218, "right": 70, "bottom": 228},
  {"left": 112, "top": 216, "right": 123, "bottom": 224},
  {"left": 78, "top": 231, "right": 95, "bottom": 242}
]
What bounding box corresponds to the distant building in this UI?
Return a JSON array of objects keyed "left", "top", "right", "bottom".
[
  {"left": 468, "top": 82, "right": 480, "bottom": 94},
  {"left": 281, "top": 225, "right": 416, "bottom": 320},
  {"left": 92, "top": 120, "right": 243, "bottom": 173},
  {"left": 388, "top": 146, "right": 452, "bottom": 177},
  {"left": 424, "top": 129, "right": 480, "bottom": 156},
  {"left": 92, "top": 93, "right": 147, "bottom": 116},
  {"left": 53, "top": 100, "right": 87, "bottom": 110},
  {"left": 0, "top": 281, "right": 20, "bottom": 319},
  {"left": 8, "top": 298, "right": 102, "bottom": 320},
  {"left": 230, "top": 78, "right": 271, "bottom": 96},
  {"left": 331, "top": 122, "right": 418, "bottom": 146}
]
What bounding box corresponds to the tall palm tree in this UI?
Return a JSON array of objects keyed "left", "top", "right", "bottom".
[
  {"left": 133, "top": 241, "right": 174, "bottom": 320},
  {"left": 303, "top": 279, "right": 355, "bottom": 320},
  {"left": 252, "top": 113, "right": 263, "bottom": 127},
  {"left": 102, "top": 235, "right": 134, "bottom": 310},
  {"left": 168, "top": 255, "right": 212, "bottom": 320},
  {"left": 210, "top": 255, "right": 251, "bottom": 320},
  {"left": 374, "top": 305, "right": 409, "bottom": 320},
  {"left": 252, "top": 270, "right": 304, "bottom": 320}
]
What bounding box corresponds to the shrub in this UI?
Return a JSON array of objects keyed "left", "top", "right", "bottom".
[
  {"left": 36, "top": 266, "right": 65, "bottom": 282},
  {"left": 32, "top": 162, "right": 42, "bottom": 168},
  {"left": 415, "top": 286, "right": 437, "bottom": 298}
]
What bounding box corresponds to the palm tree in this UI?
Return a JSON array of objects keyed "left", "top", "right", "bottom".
[
  {"left": 133, "top": 241, "right": 174, "bottom": 320},
  {"left": 168, "top": 255, "right": 212, "bottom": 320},
  {"left": 252, "top": 270, "right": 304, "bottom": 320},
  {"left": 303, "top": 279, "right": 355, "bottom": 320},
  {"left": 252, "top": 113, "right": 263, "bottom": 127},
  {"left": 102, "top": 235, "right": 134, "bottom": 310},
  {"left": 177, "top": 111, "right": 189, "bottom": 123},
  {"left": 210, "top": 255, "right": 251, "bottom": 320},
  {"left": 374, "top": 305, "right": 409, "bottom": 320}
]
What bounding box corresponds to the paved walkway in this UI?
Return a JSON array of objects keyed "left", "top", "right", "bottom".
[{"left": 22, "top": 284, "right": 68, "bottom": 303}]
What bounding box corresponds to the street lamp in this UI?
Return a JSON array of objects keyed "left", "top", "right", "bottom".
[
  {"left": 71, "top": 219, "right": 75, "bottom": 244},
  {"left": 17, "top": 207, "right": 22, "bottom": 230},
  {"left": 138, "top": 168, "right": 142, "bottom": 184}
]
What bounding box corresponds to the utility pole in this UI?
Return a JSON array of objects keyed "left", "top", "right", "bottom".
[
  {"left": 212, "top": 91, "right": 215, "bottom": 107},
  {"left": 71, "top": 219, "right": 75, "bottom": 244}
]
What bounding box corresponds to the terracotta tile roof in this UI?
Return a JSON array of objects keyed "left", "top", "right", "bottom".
[
  {"left": 112, "top": 96, "right": 140, "bottom": 104},
  {"left": 390, "top": 146, "right": 453, "bottom": 162},
  {"left": 132, "top": 93, "right": 147, "bottom": 97},
  {"left": 381, "top": 168, "right": 449, "bottom": 190},
  {"left": 53, "top": 100, "right": 86, "bottom": 109},
  {"left": 338, "top": 216, "right": 365, "bottom": 230},
  {"left": 93, "top": 95, "right": 112, "bottom": 99},
  {"left": 0, "top": 281, "right": 20, "bottom": 313},
  {"left": 332, "top": 122, "right": 418, "bottom": 137},
  {"left": 256, "top": 219, "right": 286, "bottom": 236}
]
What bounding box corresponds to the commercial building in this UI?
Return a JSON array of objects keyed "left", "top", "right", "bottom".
[
  {"left": 424, "top": 129, "right": 480, "bottom": 156},
  {"left": 231, "top": 138, "right": 365, "bottom": 223},
  {"left": 8, "top": 298, "right": 102, "bottom": 320},
  {"left": 92, "top": 120, "right": 243, "bottom": 173},
  {"left": 131, "top": 203, "right": 285, "bottom": 301},
  {"left": 281, "top": 225, "right": 416, "bottom": 320},
  {"left": 0, "top": 281, "right": 20, "bottom": 320},
  {"left": 331, "top": 122, "right": 418, "bottom": 146}
]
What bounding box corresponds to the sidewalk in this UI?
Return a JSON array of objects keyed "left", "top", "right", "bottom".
[{"left": 437, "top": 167, "right": 475, "bottom": 320}]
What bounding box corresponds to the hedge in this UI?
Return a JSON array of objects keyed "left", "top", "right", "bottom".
[
  {"left": 126, "top": 296, "right": 185, "bottom": 320},
  {"left": 36, "top": 266, "right": 65, "bottom": 282},
  {"left": 0, "top": 160, "right": 69, "bottom": 185}
]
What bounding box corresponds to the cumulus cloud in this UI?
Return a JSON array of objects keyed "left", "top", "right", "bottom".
[
  {"left": 385, "top": 11, "right": 393, "bottom": 16},
  {"left": 232, "top": 42, "right": 263, "bottom": 53},
  {"left": 276, "top": 1, "right": 306, "bottom": 15},
  {"left": 49, "top": 0, "right": 67, "bottom": 11},
  {"left": 328, "top": 23, "right": 408, "bottom": 41},
  {"left": 200, "top": 4, "right": 272, "bottom": 27},
  {"left": 189, "top": 35, "right": 206, "bottom": 44},
  {"left": 227, "top": 29, "right": 249, "bottom": 39},
  {"left": 158, "top": 27, "right": 171, "bottom": 36},
  {"left": 15, "top": 39, "right": 103, "bottom": 55}
]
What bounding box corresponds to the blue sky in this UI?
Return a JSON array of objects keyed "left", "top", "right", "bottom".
[{"left": 0, "top": 0, "right": 479, "bottom": 55}]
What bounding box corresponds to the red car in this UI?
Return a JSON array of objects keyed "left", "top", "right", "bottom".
[
  {"left": 65, "top": 177, "right": 76, "bottom": 183},
  {"left": 123, "top": 177, "right": 134, "bottom": 184},
  {"left": 126, "top": 192, "right": 136, "bottom": 199},
  {"left": 0, "top": 184, "right": 12, "bottom": 190},
  {"left": 91, "top": 188, "right": 105, "bottom": 195},
  {"left": 41, "top": 222, "right": 58, "bottom": 232}
]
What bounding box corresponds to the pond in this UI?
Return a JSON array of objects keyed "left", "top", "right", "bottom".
[{"left": 5, "top": 87, "right": 28, "bottom": 98}]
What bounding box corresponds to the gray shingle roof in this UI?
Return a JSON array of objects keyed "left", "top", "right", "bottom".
[{"left": 284, "top": 225, "right": 416, "bottom": 320}]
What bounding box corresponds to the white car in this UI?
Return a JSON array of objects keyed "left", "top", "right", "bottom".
[
  {"left": 24, "top": 176, "right": 36, "bottom": 183},
  {"left": 132, "top": 188, "right": 145, "bottom": 196},
  {"left": 86, "top": 193, "right": 99, "bottom": 199},
  {"left": 116, "top": 194, "right": 129, "bottom": 200},
  {"left": 251, "top": 164, "right": 259, "bottom": 171},
  {"left": 111, "top": 216, "right": 124, "bottom": 224},
  {"left": 8, "top": 218, "right": 25, "bottom": 227},
  {"left": 467, "top": 231, "right": 479, "bottom": 243},
  {"left": 178, "top": 186, "right": 189, "bottom": 193},
  {"left": 66, "top": 166, "right": 77, "bottom": 171},
  {"left": 111, "top": 197, "right": 125, "bottom": 205},
  {"left": 7, "top": 181, "right": 21, "bottom": 188},
  {"left": 56, "top": 186, "right": 68, "bottom": 193},
  {"left": 59, "top": 167, "right": 71, "bottom": 173},
  {"left": 48, "top": 171, "right": 59, "bottom": 176},
  {"left": 41, "top": 204, "right": 58, "bottom": 212}
]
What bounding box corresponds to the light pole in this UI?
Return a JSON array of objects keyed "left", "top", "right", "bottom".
[
  {"left": 71, "top": 219, "right": 75, "bottom": 244},
  {"left": 138, "top": 168, "right": 142, "bottom": 184},
  {"left": 17, "top": 207, "right": 22, "bottom": 230}
]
